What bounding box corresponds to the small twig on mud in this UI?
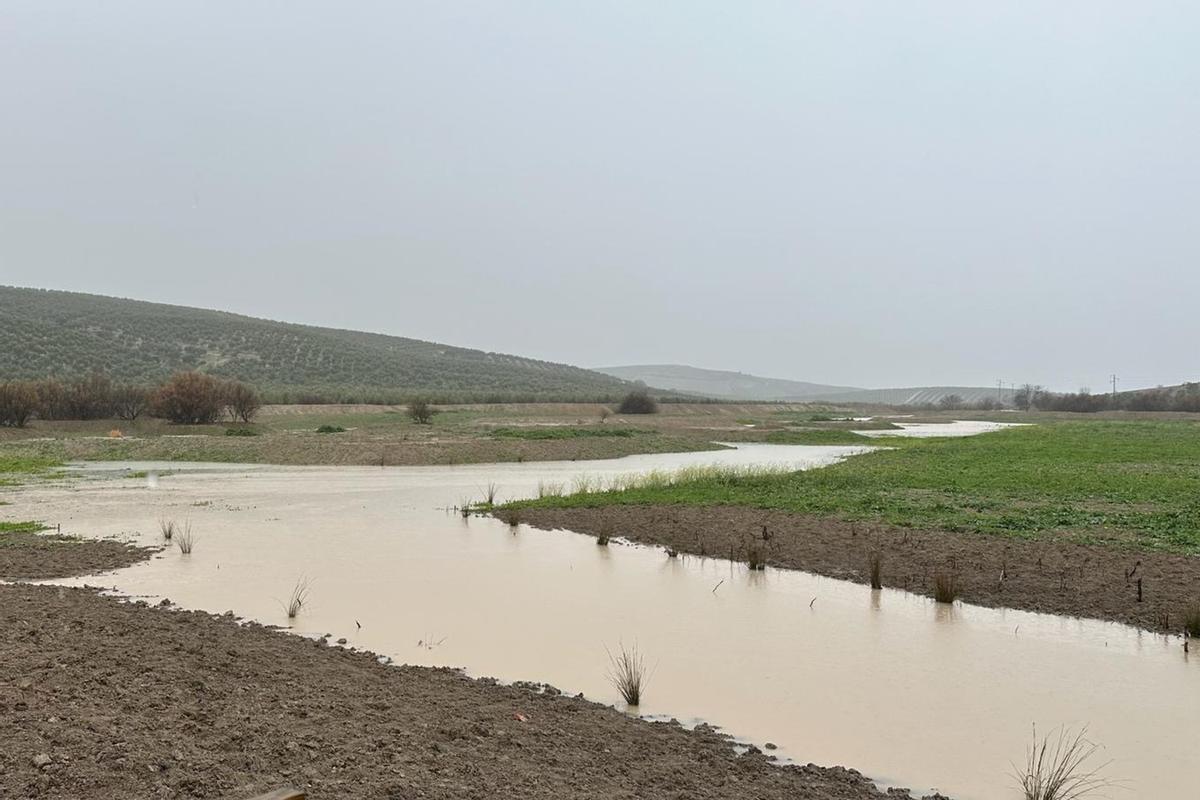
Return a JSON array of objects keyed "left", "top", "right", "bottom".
[
  {"left": 711, "top": 579, "right": 724, "bottom": 594},
  {"left": 809, "top": 597, "right": 817, "bottom": 609}
]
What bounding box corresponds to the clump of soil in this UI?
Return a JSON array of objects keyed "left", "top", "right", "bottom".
[
  {"left": 513, "top": 506, "right": 1200, "bottom": 634},
  {"left": 0, "top": 530, "right": 155, "bottom": 580},
  {"left": 0, "top": 583, "right": 941, "bottom": 800}
]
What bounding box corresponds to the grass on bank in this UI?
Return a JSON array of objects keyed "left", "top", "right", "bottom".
[
  {"left": 488, "top": 426, "right": 643, "bottom": 440},
  {"left": 508, "top": 421, "right": 1200, "bottom": 553},
  {"left": 0, "top": 521, "right": 46, "bottom": 535}
]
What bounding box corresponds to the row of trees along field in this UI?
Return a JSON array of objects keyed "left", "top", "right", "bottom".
[
  {"left": 1014, "top": 382, "right": 1200, "bottom": 413},
  {"left": 0, "top": 372, "right": 261, "bottom": 427}
]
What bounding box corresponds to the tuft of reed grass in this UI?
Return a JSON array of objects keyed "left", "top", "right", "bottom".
[
  {"left": 868, "top": 551, "right": 883, "bottom": 590},
  {"left": 285, "top": 577, "right": 311, "bottom": 619},
  {"left": 537, "top": 480, "right": 564, "bottom": 499},
  {"left": 932, "top": 571, "right": 959, "bottom": 603},
  {"left": 480, "top": 482, "right": 499, "bottom": 507},
  {"left": 158, "top": 516, "right": 175, "bottom": 541},
  {"left": 176, "top": 521, "right": 195, "bottom": 554},
  {"left": 1012, "top": 725, "right": 1113, "bottom": 800},
  {"left": 1184, "top": 602, "right": 1200, "bottom": 638},
  {"left": 606, "top": 642, "right": 649, "bottom": 706}
]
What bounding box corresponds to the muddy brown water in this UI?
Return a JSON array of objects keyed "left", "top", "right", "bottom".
[{"left": 9, "top": 440, "right": 1196, "bottom": 800}]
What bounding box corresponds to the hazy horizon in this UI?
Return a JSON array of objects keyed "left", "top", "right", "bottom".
[{"left": 3, "top": 2, "right": 1197, "bottom": 393}]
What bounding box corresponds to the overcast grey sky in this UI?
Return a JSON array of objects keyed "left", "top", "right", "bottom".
[{"left": 2, "top": 2, "right": 1197, "bottom": 391}]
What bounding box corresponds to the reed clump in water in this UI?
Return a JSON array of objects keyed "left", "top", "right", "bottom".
[
  {"left": 158, "top": 516, "right": 175, "bottom": 541},
  {"left": 606, "top": 642, "right": 649, "bottom": 706},
  {"left": 1183, "top": 602, "right": 1200, "bottom": 638},
  {"left": 176, "top": 521, "right": 196, "bottom": 554},
  {"left": 868, "top": 551, "right": 883, "bottom": 590},
  {"left": 481, "top": 482, "right": 499, "bottom": 507},
  {"left": 932, "top": 571, "right": 959, "bottom": 603},
  {"left": 1013, "top": 725, "right": 1113, "bottom": 800},
  {"left": 285, "top": 577, "right": 312, "bottom": 619}
]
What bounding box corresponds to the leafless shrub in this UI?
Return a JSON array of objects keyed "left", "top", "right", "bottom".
[
  {"left": 0, "top": 381, "right": 39, "bottom": 428},
  {"left": 222, "top": 380, "right": 261, "bottom": 423},
  {"left": 606, "top": 642, "right": 649, "bottom": 705},
  {"left": 597, "top": 522, "right": 612, "bottom": 546},
  {"left": 176, "top": 521, "right": 196, "bottom": 554},
  {"left": 67, "top": 372, "right": 115, "bottom": 419},
  {"left": 501, "top": 507, "right": 522, "bottom": 527},
  {"left": 868, "top": 551, "right": 883, "bottom": 589},
  {"left": 1012, "top": 725, "right": 1113, "bottom": 800},
  {"left": 933, "top": 571, "right": 959, "bottom": 603},
  {"left": 111, "top": 384, "right": 151, "bottom": 421},
  {"left": 151, "top": 372, "right": 225, "bottom": 424}
]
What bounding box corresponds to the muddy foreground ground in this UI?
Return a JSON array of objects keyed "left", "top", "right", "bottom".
[
  {"left": 512, "top": 505, "right": 1200, "bottom": 634},
  {"left": 0, "top": 535, "right": 947, "bottom": 799}
]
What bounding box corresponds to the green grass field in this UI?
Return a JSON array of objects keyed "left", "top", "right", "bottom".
[
  {"left": 511, "top": 420, "right": 1200, "bottom": 553},
  {"left": 0, "top": 521, "right": 45, "bottom": 534}
]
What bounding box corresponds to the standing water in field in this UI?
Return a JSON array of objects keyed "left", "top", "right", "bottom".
[{"left": 12, "top": 442, "right": 1197, "bottom": 800}]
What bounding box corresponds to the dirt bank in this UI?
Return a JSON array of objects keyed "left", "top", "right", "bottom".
[
  {"left": 0, "top": 539, "right": 945, "bottom": 798},
  {"left": 0, "top": 529, "right": 154, "bottom": 580},
  {"left": 512, "top": 506, "right": 1200, "bottom": 634}
]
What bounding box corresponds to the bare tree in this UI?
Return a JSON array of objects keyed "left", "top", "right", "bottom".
[
  {"left": 111, "top": 384, "right": 151, "bottom": 421},
  {"left": 223, "top": 380, "right": 262, "bottom": 423},
  {"left": 0, "top": 382, "right": 39, "bottom": 427}
]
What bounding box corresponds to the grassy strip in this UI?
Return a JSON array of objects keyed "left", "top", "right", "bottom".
[
  {"left": 488, "top": 426, "right": 643, "bottom": 440},
  {"left": 509, "top": 421, "right": 1200, "bottom": 553},
  {"left": 763, "top": 429, "right": 879, "bottom": 445},
  {"left": 0, "top": 454, "right": 63, "bottom": 474},
  {"left": 0, "top": 521, "right": 46, "bottom": 534}
]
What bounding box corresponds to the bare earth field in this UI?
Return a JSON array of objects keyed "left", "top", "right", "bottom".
[
  {"left": 0, "top": 536, "right": 946, "bottom": 800},
  {"left": 512, "top": 505, "right": 1200, "bottom": 633},
  {"left": 0, "top": 403, "right": 770, "bottom": 467}
]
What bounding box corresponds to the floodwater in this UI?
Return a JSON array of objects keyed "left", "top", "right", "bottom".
[
  {"left": 856, "top": 420, "right": 1025, "bottom": 438},
  {"left": 11, "top": 442, "right": 1196, "bottom": 800}
]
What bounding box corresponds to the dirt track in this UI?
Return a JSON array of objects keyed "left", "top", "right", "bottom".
[
  {"left": 513, "top": 505, "right": 1200, "bottom": 634},
  {"left": 0, "top": 534, "right": 947, "bottom": 799}
]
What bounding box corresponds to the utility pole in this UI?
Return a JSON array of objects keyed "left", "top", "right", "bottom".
[
  {"left": 997, "top": 379, "right": 1003, "bottom": 403},
  {"left": 1110, "top": 374, "right": 1119, "bottom": 400}
]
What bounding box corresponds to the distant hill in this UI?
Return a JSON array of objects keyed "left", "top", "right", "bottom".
[
  {"left": 0, "top": 286, "right": 635, "bottom": 402},
  {"left": 806, "top": 386, "right": 1015, "bottom": 406},
  {"left": 595, "top": 364, "right": 860, "bottom": 401},
  {"left": 597, "top": 364, "right": 1012, "bottom": 406}
]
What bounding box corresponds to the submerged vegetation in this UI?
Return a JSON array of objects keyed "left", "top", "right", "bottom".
[{"left": 509, "top": 421, "right": 1200, "bottom": 553}]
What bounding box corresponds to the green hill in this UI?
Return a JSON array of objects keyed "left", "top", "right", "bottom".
[{"left": 0, "top": 286, "right": 634, "bottom": 402}]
